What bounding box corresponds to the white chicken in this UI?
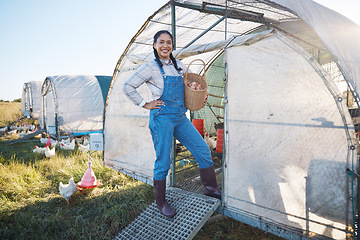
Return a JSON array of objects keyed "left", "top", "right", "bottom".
[
  {"left": 6, "top": 129, "right": 17, "bottom": 135},
  {"left": 77, "top": 142, "right": 90, "bottom": 153},
  {"left": 45, "top": 146, "right": 56, "bottom": 158},
  {"left": 60, "top": 139, "right": 75, "bottom": 150},
  {"left": 83, "top": 137, "right": 89, "bottom": 146},
  {"left": 30, "top": 124, "right": 36, "bottom": 131},
  {"left": 33, "top": 145, "right": 47, "bottom": 154},
  {"left": 0, "top": 126, "right": 8, "bottom": 132},
  {"left": 19, "top": 131, "right": 27, "bottom": 138},
  {"left": 51, "top": 139, "right": 58, "bottom": 148},
  {"left": 59, "top": 138, "right": 71, "bottom": 145},
  {"left": 40, "top": 137, "right": 48, "bottom": 144},
  {"left": 59, "top": 177, "right": 78, "bottom": 202},
  {"left": 204, "top": 132, "right": 216, "bottom": 151}
]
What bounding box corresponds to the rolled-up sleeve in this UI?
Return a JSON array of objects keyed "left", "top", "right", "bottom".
[{"left": 123, "top": 64, "right": 151, "bottom": 107}]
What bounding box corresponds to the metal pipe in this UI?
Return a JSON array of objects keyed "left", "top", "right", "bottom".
[
  {"left": 183, "top": 14, "right": 228, "bottom": 49},
  {"left": 171, "top": 0, "right": 176, "bottom": 50},
  {"left": 171, "top": 0, "right": 176, "bottom": 186}
]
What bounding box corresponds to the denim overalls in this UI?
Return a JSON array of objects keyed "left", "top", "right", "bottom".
[{"left": 150, "top": 60, "right": 213, "bottom": 180}]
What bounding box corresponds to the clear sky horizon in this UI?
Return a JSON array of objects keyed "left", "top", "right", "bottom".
[{"left": 0, "top": 0, "right": 359, "bottom": 101}]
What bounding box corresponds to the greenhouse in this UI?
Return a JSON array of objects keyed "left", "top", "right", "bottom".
[
  {"left": 21, "top": 81, "right": 43, "bottom": 121},
  {"left": 41, "top": 75, "right": 111, "bottom": 138},
  {"left": 104, "top": 0, "right": 360, "bottom": 239}
]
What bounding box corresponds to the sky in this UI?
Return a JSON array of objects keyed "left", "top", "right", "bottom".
[{"left": 0, "top": 0, "right": 359, "bottom": 101}]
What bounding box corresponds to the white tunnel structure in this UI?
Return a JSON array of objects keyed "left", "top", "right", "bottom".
[
  {"left": 103, "top": 0, "right": 360, "bottom": 239},
  {"left": 41, "top": 75, "right": 111, "bottom": 137}
]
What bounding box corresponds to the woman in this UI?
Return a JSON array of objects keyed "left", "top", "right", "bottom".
[{"left": 123, "top": 30, "right": 221, "bottom": 218}]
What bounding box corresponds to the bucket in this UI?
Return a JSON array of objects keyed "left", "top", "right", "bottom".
[
  {"left": 192, "top": 119, "right": 205, "bottom": 136},
  {"left": 184, "top": 59, "right": 208, "bottom": 111},
  {"left": 216, "top": 129, "right": 223, "bottom": 153}
]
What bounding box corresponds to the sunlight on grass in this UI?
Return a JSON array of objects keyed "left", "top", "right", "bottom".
[{"left": 0, "top": 136, "right": 153, "bottom": 239}]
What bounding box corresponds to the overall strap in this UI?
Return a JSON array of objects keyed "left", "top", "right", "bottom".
[{"left": 154, "top": 59, "right": 166, "bottom": 75}]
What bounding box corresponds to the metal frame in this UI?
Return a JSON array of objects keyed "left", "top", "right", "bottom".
[{"left": 41, "top": 77, "right": 59, "bottom": 138}]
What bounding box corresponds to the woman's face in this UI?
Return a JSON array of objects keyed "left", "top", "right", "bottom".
[{"left": 153, "top": 33, "right": 173, "bottom": 61}]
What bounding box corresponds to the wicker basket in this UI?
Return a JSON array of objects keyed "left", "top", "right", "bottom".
[{"left": 184, "top": 59, "right": 208, "bottom": 111}]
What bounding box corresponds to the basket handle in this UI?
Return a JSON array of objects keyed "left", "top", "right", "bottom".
[{"left": 184, "top": 59, "right": 206, "bottom": 83}]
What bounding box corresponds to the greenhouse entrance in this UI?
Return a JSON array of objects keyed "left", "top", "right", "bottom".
[
  {"left": 171, "top": 140, "right": 223, "bottom": 194},
  {"left": 171, "top": 52, "right": 225, "bottom": 195}
]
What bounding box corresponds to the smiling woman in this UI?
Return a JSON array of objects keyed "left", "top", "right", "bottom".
[
  {"left": 153, "top": 32, "right": 173, "bottom": 61},
  {"left": 122, "top": 29, "right": 221, "bottom": 218}
]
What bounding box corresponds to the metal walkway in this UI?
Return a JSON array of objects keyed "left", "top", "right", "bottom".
[{"left": 114, "top": 187, "right": 220, "bottom": 240}]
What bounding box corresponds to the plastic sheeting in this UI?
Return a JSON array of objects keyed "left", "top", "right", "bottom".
[
  {"left": 21, "top": 81, "right": 43, "bottom": 120},
  {"left": 104, "top": 69, "right": 155, "bottom": 185},
  {"left": 272, "top": 0, "right": 360, "bottom": 96},
  {"left": 41, "top": 75, "right": 111, "bottom": 136},
  {"left": 224, "top": 33, "right": 356, "bottom": 239}
]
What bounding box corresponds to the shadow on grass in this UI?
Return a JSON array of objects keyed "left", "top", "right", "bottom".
[{"left": 0, "top": 183, "right": 154, "bottom": 240}]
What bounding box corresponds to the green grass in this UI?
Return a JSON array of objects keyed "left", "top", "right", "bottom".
[
  {"left": 0, "top": 102, "right": 284, "bottom": 240},
  {"left": 0, "top": 142, "right": 153, "bottom": 239}
]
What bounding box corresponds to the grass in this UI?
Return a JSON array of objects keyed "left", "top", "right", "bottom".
[
  {"left": 0, "top": 141, "right": 154, "bottom": 239},
  {"left": 0, "top": 102, "right": 21, "bottom": 126},
  {"left": 0, "top": 102, "right": 284, "bottom": 240}
]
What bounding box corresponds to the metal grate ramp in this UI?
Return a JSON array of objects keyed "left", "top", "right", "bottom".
[{"left": 114, "top": 187, "right": 220, "bottom": 240}]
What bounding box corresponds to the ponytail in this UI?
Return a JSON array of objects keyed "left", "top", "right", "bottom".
[
  {"left": 170, "top": 53, "right": 182, "bottom": 72},
  {"left": 153, "top": 47, "right": 163, "bottom": 69}
]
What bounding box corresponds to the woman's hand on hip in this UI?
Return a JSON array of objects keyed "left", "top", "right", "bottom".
[{"left": 143, "top": 100, "right": 164, "bottom": 110}]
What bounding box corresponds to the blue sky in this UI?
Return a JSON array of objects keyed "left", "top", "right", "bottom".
[{"left": 0, "top": 0, "right": 359, "bottom": 101}]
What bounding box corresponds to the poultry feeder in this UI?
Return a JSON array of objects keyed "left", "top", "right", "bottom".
[
  {"left": 78, "top": 158, "right": 99, "bottom": 188},
  {"left": 45, "top": 137, "right": 52, "bottom": 148}
]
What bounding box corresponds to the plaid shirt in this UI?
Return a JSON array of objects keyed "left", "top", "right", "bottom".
[{"left": 123, "top": 59, "right": 187, "bottom": 107}]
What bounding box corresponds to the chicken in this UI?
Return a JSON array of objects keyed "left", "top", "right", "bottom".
[
  {"left": 60, "top": 139, "right": 75, "bottom": 150},
  {"left": 45, "top": 146, "right": 56, "bottom": 158},
  {"left": 30, "top": 124, "right": 36, "bottom": 131},
  {"left": 77, "top": 142, "right": 90, "bottom": 153},
  {"left": 204, "top": 131, "right": 216, "bottom": 151},
  {"left": 18, "top": 131, "right": 27, "bottom": 138},
  {"left": 40, "top": 137, "right": 48, "bottom": 144},
  {"left": 83, "top": 137, "right": 89, "bottom": 146},
  {"left": 6, "top": 129, "right": 17, "bottom": 135},
  {"left": 33, "top": 145, "right": 47, "bottom": 154},
  {"left": 59, "top": 138, "right": 71, "bottom": 145},
  {"left": 51, "top": 140, "right": 58, "bottom": 148},
  {"left": 0, "top": 126, "right": 8, "bottom": 132},
  {"left": 59, "top": 177, "right": 78, "bottom": 202}
]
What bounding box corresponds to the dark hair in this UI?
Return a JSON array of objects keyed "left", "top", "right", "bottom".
[{"left": 153, "top": 30, "right": 182, "bottom": 71}]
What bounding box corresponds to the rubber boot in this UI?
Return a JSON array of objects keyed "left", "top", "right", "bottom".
[
  {"left": 153, "top": 179, "right": 176, "bottom": 218},
  {"left": 199, "top": 166, "right": 222, "bottom": 200}
]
